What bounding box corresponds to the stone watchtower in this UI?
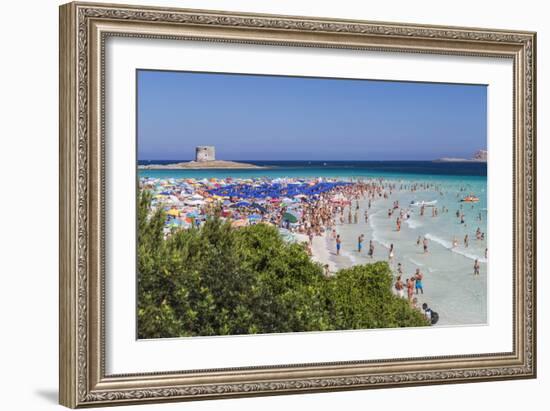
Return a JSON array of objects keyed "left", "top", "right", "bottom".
[{"left": 195, "top": 146, "right": 215, "bottom": 162}]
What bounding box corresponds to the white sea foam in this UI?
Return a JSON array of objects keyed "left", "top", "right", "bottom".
[
  {"left": 410, "top": 200, "right": 438, "bottom": 207},
  {"left": 341, "top": 250, "right": 357, "bottom": 264},
  {"left": 425, "top": 233, "right": 487, "bottom": 263},
  {"left": 404, "top": 219, "right": 422, "bottom": 229},
  {"left": 408, "top": 258, "right": 425, "bottom": 267}
]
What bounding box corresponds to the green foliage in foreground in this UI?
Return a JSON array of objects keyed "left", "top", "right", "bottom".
[{"left": 137, "top": 191, "right": 428, "bottom": 338}]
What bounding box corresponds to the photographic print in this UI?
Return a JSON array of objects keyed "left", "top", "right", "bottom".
[
  {"left": 136, "top": 70, "right": 488, "bottom": 339},
  {"left": 60, "top": 4, "right": 536, "bottom": 405}
]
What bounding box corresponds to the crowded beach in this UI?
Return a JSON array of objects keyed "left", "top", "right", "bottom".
[{"left": 140, "top": 175, "right": 488, "bottom": 325}]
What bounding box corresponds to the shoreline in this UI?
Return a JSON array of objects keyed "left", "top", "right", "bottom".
[{"left": 305, "top": 193, "right": 487, "bottom": 326}]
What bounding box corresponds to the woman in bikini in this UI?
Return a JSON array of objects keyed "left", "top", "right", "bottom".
[{"left": 407, "top": 277, "right": 415, "bottom": 301}]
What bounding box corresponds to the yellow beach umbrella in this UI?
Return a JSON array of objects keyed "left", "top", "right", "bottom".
[{"left": 166, "top": 209, "right": 180, "bottom": 217}]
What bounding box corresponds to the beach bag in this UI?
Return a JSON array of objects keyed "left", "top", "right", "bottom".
[{"left": 430, "top": 311, "right": 439, "bottom": 325}]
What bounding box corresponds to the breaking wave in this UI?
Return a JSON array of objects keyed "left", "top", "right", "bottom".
[{"left": 424, "top": 233, "right": 487, "bottom": 263}]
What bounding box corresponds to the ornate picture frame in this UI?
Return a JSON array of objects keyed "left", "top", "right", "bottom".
[{"left": 59, "top": 1, "right": 536, "bottom": 408}]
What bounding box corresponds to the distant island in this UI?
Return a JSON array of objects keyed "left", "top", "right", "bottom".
[
  {"left": 139, "top": 146, "right": 269, "bottom": 170},
  {"left": 139, "top": 160, "right": 268, "bottom": 170},
  {"left": 434, "top": 150, "right": 487, "bottom": 163}
]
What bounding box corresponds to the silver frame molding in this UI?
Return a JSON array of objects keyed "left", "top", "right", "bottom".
[{"left": 59, "top": 2, "right": 536, "bottom": 408}]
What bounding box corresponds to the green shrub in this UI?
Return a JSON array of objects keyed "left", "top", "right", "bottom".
[{"left": 137, "top": 191, "right": 428, "bottom": 338}]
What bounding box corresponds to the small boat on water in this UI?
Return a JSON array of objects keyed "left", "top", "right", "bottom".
[{"left": 461, "top": 195, "right": 480, "bottom": 203}]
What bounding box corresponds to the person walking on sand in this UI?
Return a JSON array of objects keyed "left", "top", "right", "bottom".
[
  {"left": 415, "top": 268, "right": 424, "bottom": 295},
  {"left": 336, "top": 234, "right": 342, "bottom": 256},
  {"left": 397, "top": 262, "right": 403, "bottom": 276},
  {"left": 395, "top": 276, "right": 405, "bottom": 298},
  {"left": 368, "top": 240, "right": 374, "bottom": 259},
  {"left": 357, "top": 234, "right": 364, "bottom": 253},
  {"left": 474, "top": 259, "right": 480, "bottom": 276}
]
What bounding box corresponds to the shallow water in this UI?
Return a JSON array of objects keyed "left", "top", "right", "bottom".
[{"left": 328, "top": 189, "right": 487, "bottom": 326}]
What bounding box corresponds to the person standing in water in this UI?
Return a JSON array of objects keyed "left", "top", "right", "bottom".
[
  {"left": 415, "top": 268, "right": 424, "bottom": 294},
  {"left": 368, "top": 240, "right": 374, "bottom": 259},
  {"left": 464, "top": 234, "right": 469, "bottom": 247},
  {"left": 336, "top": 234, "right": 341, "bottom": 256},
  {"left": 357, "top": 234, "right": 364, "bottom": 253},
  {"left": 474, "top": 259, "right": 480, "bottom": 276},
  {"left": 423, "top": 237, "right": 429, "bottom": 254},
  {"left": 395, "top": 276, "right": 405, "bottom": 298},
  {"left": 406, "top": 277, "right": 415, "bottom": 301},
  {"left": 388, "top": 243, "right": 395, "bottom": 263}
]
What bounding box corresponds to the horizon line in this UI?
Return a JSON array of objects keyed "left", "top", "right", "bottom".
[{"left": 137, "top": 159, "right": 488, "bottom": 162}]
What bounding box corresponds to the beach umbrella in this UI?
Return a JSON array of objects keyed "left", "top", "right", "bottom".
[
  {"left": 165, "top": 209, "right": 180, "bottom": 217},
  {"left": 282, "top": 212, "right": 298, "bottom": 223},
  {"left": 231, "top": 201, "right": 251, "bottom": 208},
  {"left": 185, "top": 199, "right": 205, "bottom": 205},
  {"left": 250, "top": 203, "right": 267, "bottom": 213}
]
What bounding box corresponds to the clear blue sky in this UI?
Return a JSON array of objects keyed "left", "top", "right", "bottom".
[{"left": 137, "top": 70, "right": 487, "bottom": 161}]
